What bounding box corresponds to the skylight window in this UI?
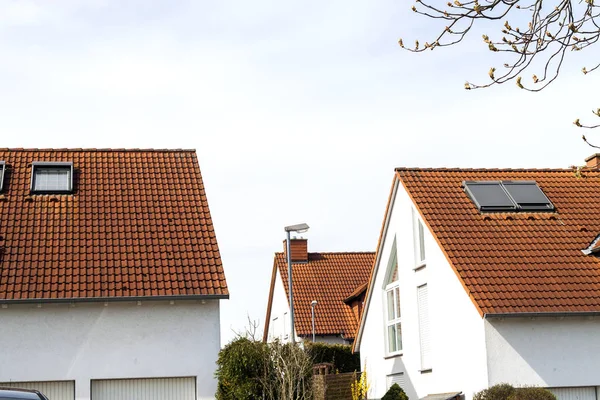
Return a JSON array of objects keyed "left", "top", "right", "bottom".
[
  {"left": 31, "top": 162, "right": 73, "bottom": 193},
  {"left": 0, "top": 161, "right": 5, "bottom": 192},
  {"left": 463, "top": 181, "right": 554, "bottom": 212}
]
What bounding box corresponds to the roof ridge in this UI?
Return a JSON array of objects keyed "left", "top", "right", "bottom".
[
  {"left": 0, "top": 148, "right": 196, "bottom": 153},
  {"left": 395, "top": 167, "right": 577, "bottom": 172},
  {"left": 275, "top": 251, "right": 375, "bottom": 255}
]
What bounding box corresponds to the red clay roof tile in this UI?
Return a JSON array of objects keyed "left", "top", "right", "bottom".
[
  {"left": 0, "top": 148, "right": 228, "bottom": 301},
  {"left": 397, "top": 167, "right": 600, "bottom": 315}
]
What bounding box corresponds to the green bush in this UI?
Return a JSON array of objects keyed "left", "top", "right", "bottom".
[
  {"left": 214, "top": 337, "right": 269, "bottom": 400},
  {"left": 473, "top": 384, "right": 556, "bottom": 400},
  {"left": 510, "top": 387, "right": 557, "bottom": 400},
  {"left": 305, "top": 342, "right": 361, "bottom": 373},
  {"left": 382, "top": 383, "right": 409, "bottom": 400},
  {"left": 473, "top": 384, "right": 515, "bottom": 400}
]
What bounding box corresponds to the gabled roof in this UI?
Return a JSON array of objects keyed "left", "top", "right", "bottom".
[
  {"left": 264, "top": 251, "right": 374, "bottom": 341},
  {"left": 396, "top": 167, "right": 600, "bottom": 316},
  {"left": 0, "top": 148, "right": 228, "bottom": 302}
]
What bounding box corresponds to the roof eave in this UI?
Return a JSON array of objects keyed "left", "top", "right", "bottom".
[
  {"left": 484, "top": 311, "right": 600, "bottom": 319},
  {"left": 0, "top": 293, "right": 229, "bottom": 304}
]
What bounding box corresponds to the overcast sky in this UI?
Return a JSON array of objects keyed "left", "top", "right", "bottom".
[{"left": 1, "top": 0, "right": 598, "bottom": 345}]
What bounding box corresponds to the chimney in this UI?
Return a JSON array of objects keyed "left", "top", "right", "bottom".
[
  {"left": 585, "top": 153, "right": 600, "bottom": 169},
  {"left": 283, "top": 238, "right": 308, "bottom": 263}
]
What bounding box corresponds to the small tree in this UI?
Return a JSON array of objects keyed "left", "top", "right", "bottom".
[
  {"left": 260, "top": 340, "right": 314, "bottom": 400},
  {"left": 382, "top": 383, "right": 409, "bottom": 400}
]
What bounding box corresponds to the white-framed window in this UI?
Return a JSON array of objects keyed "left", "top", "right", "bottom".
[
  {"left": 383, "top": 239, "right": 402, "bottom": 355},
  {"left": 31, "top": 162, "right": 73, "bottom": 193},
  {"left": 386, "top": 283, "right": 402, "bottom": 354},
  {"left": 417, "top": 284, "right": 431, "bottom": 370},
  {"left": 283, "top": 312, "right": 289, "bottom": 339},
  {"left": 272, "top": 316, "right": 279, "bottom": 340},
  {"left": 413, "top": 209, "right": 426, "bottom": 268}
]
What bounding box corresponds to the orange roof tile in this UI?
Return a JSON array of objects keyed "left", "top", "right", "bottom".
[
  {"left": 0, "top": 148, "right": 228, "bottom": 301},
  {"left": 271, "top": 252, "right": 374, "bottom": 339},
  {"left": 397, "top": 167, "right": 600, "bottom": 315}
]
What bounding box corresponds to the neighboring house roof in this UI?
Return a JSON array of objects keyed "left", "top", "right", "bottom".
[
  {"left": 264, "top": 251, "right": 374, "bottom": 341},
  {"left": 0, "top": 148, "right": 228, "bottom": 302}
]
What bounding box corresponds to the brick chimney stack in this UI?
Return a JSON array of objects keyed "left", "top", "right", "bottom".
[
  {"left": 585, "top": 153, "right": 600, "bottom": 169},
  {"left": 283, "top": 238, "right": 308, "bottom": 263}
]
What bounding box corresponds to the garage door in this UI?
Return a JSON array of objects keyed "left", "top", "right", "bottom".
[
  {"left": 0, "top": 380, "right": 74, "bottom": 400},
  {"left": 91, "top": 377, "right": 196, "bottom": 400},
  {"left": 549, "top": 387, "right": 596, "bottom": 400}
]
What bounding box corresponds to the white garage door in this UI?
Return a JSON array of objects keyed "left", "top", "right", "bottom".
[
  {"left": 91, "top": 377, "right": 196, "bottom": 400},
  {"left": 549, "top": 387, "right": 596, "bottom": 400},
  {"left": 0, "top": 380, "right": 74, "bottom": 400}
]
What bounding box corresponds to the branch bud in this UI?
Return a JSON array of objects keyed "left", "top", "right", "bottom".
[
  {"left": 488, "top": 67, "right": 496, "bottom": 80},
  {"left": 516, "top": 76, "right": 523, "bottom": 89},
  {"left": 532, "top": 74, "right": 539, "bottom": 83},
  {"left": 574, "top": 119, "right": 582, "bottom": 127},
  {"left": 398, "top": 38, "right": 404, "bottom": 48},
  {"left": 464, "top": 82, "right": 472, "bottom": 90}
]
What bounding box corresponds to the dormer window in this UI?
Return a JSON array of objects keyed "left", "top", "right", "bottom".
[
  {"left": 31, "top": 162, "right": 73, "bottom": 193},
  {"left": 0, "top": 161, "right": 5, "bottom": 192}
]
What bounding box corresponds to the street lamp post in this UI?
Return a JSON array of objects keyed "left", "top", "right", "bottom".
[
  {"left": 311, "top": 300, "right": 318, "bottom": 343},
  {"left": 284, "top": 223, "right": 309, "bottom": 344}
]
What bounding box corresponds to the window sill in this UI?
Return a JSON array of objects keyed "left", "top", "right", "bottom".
[
  {"left": 384, "top": 352, "right": 403, "bottom": 360},
  {"left": 413, "top": 263, "right": 426, "bottom": 272},
  {"left": 419, "top": 368, "right": 433, "bottom": 374}
]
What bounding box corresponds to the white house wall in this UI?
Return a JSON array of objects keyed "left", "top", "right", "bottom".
[
  {"left": 0, "top": 299, "right": 221, "bottom": 400},
  {"left": 267, "top": 268, "right": 296, "bottom": 343},
  {"left": 359, "top": 180, "right": 488, "bottom": 399},
  {"left": 485, "top": 316, "right": 600, "bottom": 388}
]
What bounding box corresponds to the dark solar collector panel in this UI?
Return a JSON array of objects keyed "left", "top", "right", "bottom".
[
  {"left": 463, "top": 181, "right": 517, "bottom": 212},
  {"left": 463, "top": 181, "right": 554, "bottom": 212},
  {"left": 502, "top": 181, "right": 555, "bottom": 211}
]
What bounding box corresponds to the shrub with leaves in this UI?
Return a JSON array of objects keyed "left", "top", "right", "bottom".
[
  {"left": 351, "top": 370, "right": 370, "bottom": 400},
  {"left": 473, "top": 384, "right": 515, "bottom": 400},
  {"left": 474, "top": 384, "right": 556, "bottom": 400},
  {"left": 214, "top": 337, "right": 269, "bottom": 400},
  {"left": 382, "top": 383, "right": 408, "bottom": 400},
  {"left": 510, "top": 387, "right": 557, "bottom": 400},
  {"left": 305, "top": 342, "right": 361, "bottom": 373}
]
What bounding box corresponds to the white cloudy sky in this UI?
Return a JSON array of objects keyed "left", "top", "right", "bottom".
[{"left": 0, "top": 0, "right": 598, "bottom": 344}]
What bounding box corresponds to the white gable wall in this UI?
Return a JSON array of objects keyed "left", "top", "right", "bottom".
[
  {"left": 267, "top": 268, "right": 296, "bottom": 343},
  {"left": 0, "top": 299, "right": 220, "bottom": 400},
  {"left": 485, "top": 316, "right": 600, "bottom": 387},
  {"left": 359, "top": 180, "right": 488, "bottom": 399}
]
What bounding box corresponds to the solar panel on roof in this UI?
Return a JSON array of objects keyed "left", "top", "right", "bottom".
[
  {"left": 502, "top": 181, "right": 554, "bottom": 211},
  {"left": 463, "top": 181, "right": 517, "bottom": 212},
  {"left": 463, "top": 180, "right": 555, "bottom": 213}
]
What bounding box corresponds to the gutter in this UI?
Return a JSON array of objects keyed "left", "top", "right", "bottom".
[
  {"left": 0, "top": 294, "right": 228, "bottom": 305},
  {"left": 484, "top": 311, "right": 600, "bottom": 319}
]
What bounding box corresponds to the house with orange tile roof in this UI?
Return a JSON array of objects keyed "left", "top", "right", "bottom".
[
  {"left": 263, "top": 237, "right": 373, "bottom": 345},
  {"left": 0, "top": 149, "right": 228, "bottom": 400},
  {"left": 354, "top": 154, "right": 600, "bottom": 400}
]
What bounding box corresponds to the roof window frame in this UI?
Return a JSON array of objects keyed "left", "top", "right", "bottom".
[
  {"left": 463, "top": 180, "right": 554, "bottom": 213},
  {"left": 30, "top": 161, "right": 74, "bottom": 194},
  {"left": 0, "top": 161, "right": 5, "bottom": 193}
]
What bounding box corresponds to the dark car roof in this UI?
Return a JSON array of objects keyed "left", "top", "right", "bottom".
[{"left": 0, "top": 388, "right": 46, "bottom": 400}]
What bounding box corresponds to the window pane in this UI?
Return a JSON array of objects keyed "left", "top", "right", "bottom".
[
  {"left": 34, "top": 168, "right": 70, "bottom": 191},
  {"left": 387, "top": 290, "right": 395, "bottom": 320},
  {"left": 396, "top": 323, "right": 403, "bottom": 351},
  {"left": 418, "top": 220, "right": 426, "bottom": 262},
  {"left": 395, "top": 287, "right": 401, "bottom": 319},
  {"left": 388, "top": 324, "right": 397, "bottom": 353}
]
